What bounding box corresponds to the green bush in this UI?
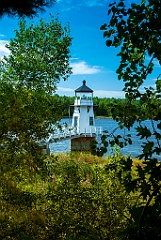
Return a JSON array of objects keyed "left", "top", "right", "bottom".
[{"left": 1, "top": 153, "right": 134, "bottom": 240}]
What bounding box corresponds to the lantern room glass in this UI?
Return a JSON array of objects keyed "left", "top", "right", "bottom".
[{"left": 75, "top": 92, "right": 93, "bottom": 100}]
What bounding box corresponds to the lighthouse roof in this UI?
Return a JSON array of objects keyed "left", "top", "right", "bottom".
[{"left": 75, "top": 80, "right": 93, "bottom": 93}]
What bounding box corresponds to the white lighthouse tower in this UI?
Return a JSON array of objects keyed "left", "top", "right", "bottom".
[{"left": 71, "top": 80, "right": 97, "bottom": 151}]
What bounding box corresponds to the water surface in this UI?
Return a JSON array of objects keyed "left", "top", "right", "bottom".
[{"left": 50, "top": 118, "right": 161, "bottom": 160}]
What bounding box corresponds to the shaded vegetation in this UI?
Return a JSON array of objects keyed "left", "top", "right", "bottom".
[
  {"left": 0, "top": 0, "right": 56, "bottom": 17},
  {"left": 98, "top": 0, "right": 161, "bottom": 239},
  {"left": 1, "top": 151, "right": 143, "bottom": 240}
]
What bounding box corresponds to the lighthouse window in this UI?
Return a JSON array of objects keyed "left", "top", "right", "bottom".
[
  {"left": 89, "top": 117, "right": 94, "bottom": 126},
  {"left": 74, "top": 116, "right": 78, "bottom": 127}
]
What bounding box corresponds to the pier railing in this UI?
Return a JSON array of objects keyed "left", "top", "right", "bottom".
[{"left": 47, "top": 126, "right": 103, "bottom": 143}]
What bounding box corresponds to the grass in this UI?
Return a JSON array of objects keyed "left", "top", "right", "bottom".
[
  {"left": 51, "top": 151, "right": 109, "bottom": 165},
  {"left": 1, "top": 151, "right": 155, "bottom": 240}
]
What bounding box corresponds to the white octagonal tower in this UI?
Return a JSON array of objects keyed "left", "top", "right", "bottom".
[
  {"left": 71, "top": 80, "right": 97, "bottom": 151},
  {"left": 72, "top": 80, "right": 95, "bottom": 134}
]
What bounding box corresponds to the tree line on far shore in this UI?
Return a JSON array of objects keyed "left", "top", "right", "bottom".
[{"left": 56, "top": 95, "right": 144, "bottom": 118}]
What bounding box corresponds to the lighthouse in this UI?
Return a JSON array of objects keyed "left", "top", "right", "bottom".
[{"left": 71, "top": 80, "right": 97, "bottom": 151}]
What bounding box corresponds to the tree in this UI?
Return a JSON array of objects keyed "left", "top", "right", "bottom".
[
  {"left": 2, "top": 16, "right": 72, "bottom": 94},
  {"left": 0, "top": 18, "right": 72, "bottom": 235},
  {"left": 0, "top": 0, "right": 56, "bottom": 17},
  {"left": 100, "top": 0, "right": 161, "bottom": 239},
  {"left": 0, "top": 16, "right": 72, "bottom": 157}
]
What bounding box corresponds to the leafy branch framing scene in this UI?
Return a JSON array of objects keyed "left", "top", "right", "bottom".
[{"left": 99, "top": 0, "right": 161, "bottom": 239}]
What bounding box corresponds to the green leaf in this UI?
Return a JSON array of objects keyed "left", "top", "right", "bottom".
[
  {"left": 136, "top": 126, "right": 152, "bottom": 139},
  {"left": 118, "top": 1, "right": 124, "bottom": 7},
  {"left": 100, "top": 23, "right": 107, "bottom": 30},
  {"left": 157, "top": 122, "right": 161, "bottom": 129},
  {"left": 106, "top": 39, "right": 112, "bottom": 46},
  {"left": 103, "top": 31, "right": 111, "bottom": 38},
  {"left": 130, "top": 206, "right": 144, "bottom": 222},
  {"left": 142, "top": 141, "right": 154, "bottom": 154}
]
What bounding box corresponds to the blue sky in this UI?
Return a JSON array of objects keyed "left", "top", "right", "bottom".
[{"left": 0, "top": 0, "right": 160, "bottom": 98}]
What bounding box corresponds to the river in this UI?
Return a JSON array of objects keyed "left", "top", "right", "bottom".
[{"left": 50, "top": 118, "right": 161, "bottom": 160}]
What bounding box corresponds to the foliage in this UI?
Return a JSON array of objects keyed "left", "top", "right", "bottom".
[
  {"left": 1, "top": 153, "right": 135, "bottom": 240},
  {"left": 2, "top": 17, "right": 72, "bottom": 94},
  {"left": 0, "top": 16, "right": 71, "bottom": 156},
  {"left": 0, "top": 17, "right": 72, "bottom": 239},
  {"left": 0, "top": 0, "right": 56, "bottom": 17},
  {"left": 99, "top": 0, "right": 161, "bottom": 239}
]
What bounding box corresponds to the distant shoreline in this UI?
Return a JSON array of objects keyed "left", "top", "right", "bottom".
[
  {"left": 63, "top": 116, "right": 113, "bottom": 119},
  {"left": 95, "top": 116, "right": 112, "bottom": 119}
]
